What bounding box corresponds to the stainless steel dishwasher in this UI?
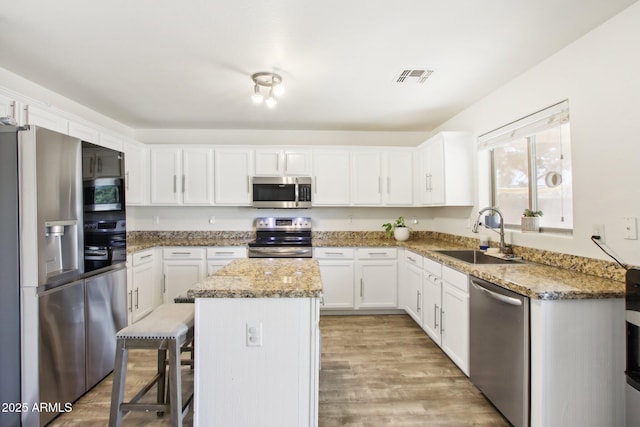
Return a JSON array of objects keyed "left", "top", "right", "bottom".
[{"left": 470, "top": 275, "right": 530, "bottom": 427}]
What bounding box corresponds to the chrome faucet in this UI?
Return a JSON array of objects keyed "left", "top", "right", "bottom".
[{"left": 472, "top": 207, "right": 513, "bottom": 255}]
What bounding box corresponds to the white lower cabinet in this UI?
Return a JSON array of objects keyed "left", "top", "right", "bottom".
[
  {"left": 356, "top": 248, "right": 398, "bottom": 309},
  {"left": 162, "top": 247, "right": 206, "bottom": 303},
  {"left": 206, "top": 246, "right": 247, "bottom": 275},
  {"left": 316, "top": 247, "right": 397, "bottom": 310},
  {"left": 441, "top": 272, "right": 469, "bottom": 375},
  {"left": 315, "top": 248, "right": 355, "bottom": 310},
  {"left": 128, "top": 249, "right": 160, "bottom": 323},
  {"left": 403, "top": 250, "right": 424, "bottom": 324},
  {"left": 401, "top": 253, "right": 469, "bottom": 376}
]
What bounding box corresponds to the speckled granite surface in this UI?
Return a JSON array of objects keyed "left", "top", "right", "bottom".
[
  {"left": 127, "top": 231, "right": 253, "bottom": 253},
  {"left": 187, "top": 258, "right": 323, "bottom": 299},
  {"left": 130, "top": 230, "right": 627, "bottom": 300}
]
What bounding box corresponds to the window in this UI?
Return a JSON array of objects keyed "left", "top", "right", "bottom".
[{"left": 479, "top": 101, "right": 573, "bottom": 231}]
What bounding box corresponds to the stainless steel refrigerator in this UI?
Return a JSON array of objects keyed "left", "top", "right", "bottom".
[
  {"left": 0, "top": 125, "right": 23, "bottom": 427},
  {"left": 0, "top": 125, "right": 127, "bottom": 426}
]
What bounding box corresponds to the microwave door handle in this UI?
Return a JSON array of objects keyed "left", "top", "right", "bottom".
[{"left": 295, "top": 179, "right": 300, "bottom": 206}]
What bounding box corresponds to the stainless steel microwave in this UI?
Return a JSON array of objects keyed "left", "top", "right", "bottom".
[
  {"left": 83, "top": 177, "right": 124, "bottom": 212},
  {"left": 251, "top": 176, "right": 312, "bottom": 208}
]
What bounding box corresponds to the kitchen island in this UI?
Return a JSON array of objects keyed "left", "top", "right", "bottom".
[{"left": 187, "top": 258, "right": 323, "bottom": 427}]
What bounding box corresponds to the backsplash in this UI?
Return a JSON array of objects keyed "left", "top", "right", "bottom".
[{"left": 128, "top": 230, "right": 628, "bottom": 283}]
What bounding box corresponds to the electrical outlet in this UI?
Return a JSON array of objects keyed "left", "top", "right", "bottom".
[
  {"left": 209, "top": 215, "right": 215, "bottom": 224},
  {"left": 592, "top": 224, "right": 605, "bottom": 242},
  {"left": 624, "top": 217, "right": 638, "bottom": 240},
  {"left": 246, "top": 323, "right": 262, "bottom": 347},
  {"left": 152, "top": 215, "right": 160, "bottom": 225}
]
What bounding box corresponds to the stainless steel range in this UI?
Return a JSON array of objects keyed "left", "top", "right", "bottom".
[{"left": 248, "top": 217, "right": 312, "bottom": 258}]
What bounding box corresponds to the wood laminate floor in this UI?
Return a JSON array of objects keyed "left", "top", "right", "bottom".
[{"left": 50, "top": 314, "right": 507, "bottom": 426}]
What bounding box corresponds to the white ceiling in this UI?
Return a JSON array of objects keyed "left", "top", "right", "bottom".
[{"left": 0, "top": 0, "right": 636, "bottom": 132}]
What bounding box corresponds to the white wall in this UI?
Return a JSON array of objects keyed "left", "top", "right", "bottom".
[
  {"left": 431, "top": 1, "right": 640, "bottom": 266},
  {"left": 128, "top": 205, "right": 437, "bottom": 232}
]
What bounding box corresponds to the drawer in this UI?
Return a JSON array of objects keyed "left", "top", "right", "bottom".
[
  {"left": 357, "top": 247, "right": 397, "bottom": 260},
  {"left": 132, "top": 249, "right": 155, "bottom": 266},
  {"left": 404, "top": 250, "right": 423, "bottom": 269},
  {"left": 162, "top": 247, "right": 205, "bottom": 260},
  {"left": 314, "top": 247, "right": 355, "bottom": 259},
  {"left": 206, "top": 246, "right": 246, "bottom": 259},
  {"left": 442, "top": 265, "right": 468, "bottom": 293},
  {"left": 423, "top": 257, "right": 442, "bottom": 277}
]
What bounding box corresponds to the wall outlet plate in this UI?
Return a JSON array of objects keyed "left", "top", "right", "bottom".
[
  {"left": 624, "top": 217, "right": 638, "bottom": 240},
  {"left": 592, "top": 224, "right": 605, "bottom": 242}
]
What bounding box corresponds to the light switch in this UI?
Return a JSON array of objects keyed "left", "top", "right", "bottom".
[{"left": 624, "top": 217, "right": 638, "bottom": 240}]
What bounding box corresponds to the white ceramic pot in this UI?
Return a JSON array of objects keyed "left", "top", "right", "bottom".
[
  {"left": 394, "top": 227, "right": 410, "bottom": 241},
  {"left": 521, "top": 216, "right": 540, "bottom": 233}
]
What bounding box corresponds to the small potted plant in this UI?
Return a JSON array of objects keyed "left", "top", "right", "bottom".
[
  {"left": 521, "top": 209, "right": 543, "bottom": 232},
  {"left": 382, "top": 216, "right": 410, "bottom": 241}
]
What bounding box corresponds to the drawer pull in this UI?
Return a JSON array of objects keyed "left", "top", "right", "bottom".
[
  {"left": 171, "top": 252, "right": 192, "bottom": 255},
  {"left": 140, "top": 254, "right": 153, "bottom": 260}
]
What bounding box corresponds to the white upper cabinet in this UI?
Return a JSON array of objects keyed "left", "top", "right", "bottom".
[
  {"left": 384, "top": 150, "right": 413, "bottom": 205},
  {"left": 312, "top": 150, "right": 350, "bottom": 205},
  {"left": 254, "top": 149, "right": 311, "bottom": 176},
  {"left": 23, "top": 104, "right": 68, "bottom": 134},
  {"left": 214, "top": 149, "right": 252, "bottom": 205},
  {"left": 123, "top": 141, "right": 149, "bottom": 205},
  {"left": 150, "top": 146, "right": 214, "bottom": 205},
  {"left": 416, "top": 132, "right": 474, "bottom": 206},
  {"left": 68, "top": 121, "right": 100, "bottom": 144},
  {"left": 351, "top": 151, "right": 382, "bottom": 205},
  {"left": 351, "top": 150, "right": 413, "bottom": 206},
  {"left": 0, "top": 94, "right": 17, "bottom": 121}
]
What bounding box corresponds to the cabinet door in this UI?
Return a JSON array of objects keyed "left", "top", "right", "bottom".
[
  {"left": 352, "top": 151, "right": 382, "bottom": 205},
  {"left": 405, "top": 263, "right": 423, "bottom": 325},
  {"left": 422, "top": 272, "right": 442, "bottom": 344},
  {"left": 283, "top": 150, "right": 311, "bottom": 176},
  {"left": 183, "top": 148, "right": 213, "bottom": 204},
  {"left": 150, "top": 147, "right": 182, "bottom": 204},
  {"left": 385, "top": 151, "right": 413, "bottom": 205},
  {"left": 0, "top": 94, "right": 16, "bottom": 120},
  {"left": 24, "top": 104, "right": 68, "bottom": 134},
  {"left": 425, "top": 138, "right": 445, "bottom": 204},
  {"left": 95, "top": 150, "right": 122, "bottom": 178},
  {"left": 214, "top": 149, "right": 252, "bottom": 205},
  {"left": 254, "top": 149, "right": 283, "bottom": 176},
  {"left": 441, "top": 282, "right": 469, "bottom": 375},
  {"left": 318, "top": 260, "right": 355, "bottom": 309},
  {"left": 312, "top": 150, "right": 350, "bottom": 205},
  {"left": 357, "top": 261, "right": 397, "bottom": 308},
  {"left": 131, "top": 262, "right": 155, "bottom": 322},
  {"left": 163, "top": 260, "right": 205, "bottom": 304},
  {"left": 124, "top": 141, "right": 148, "bottom": 205}
]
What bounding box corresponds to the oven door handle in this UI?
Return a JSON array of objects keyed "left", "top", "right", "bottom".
[{"left": 248, "top": 246, "right": 312, "bottom": 257}]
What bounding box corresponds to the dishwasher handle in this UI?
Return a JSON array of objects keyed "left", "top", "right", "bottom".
[{"left": 471, "top": 280, "right": 522, "bottom": 306}]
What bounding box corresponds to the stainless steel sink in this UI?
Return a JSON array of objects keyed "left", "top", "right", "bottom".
[{"left": 435, "top": 250, "right": 524, "bottom": 265}]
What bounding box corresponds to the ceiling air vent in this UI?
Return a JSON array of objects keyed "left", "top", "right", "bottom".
[{"left": 395, "top": 69, "right": 434, "bottom": 84}]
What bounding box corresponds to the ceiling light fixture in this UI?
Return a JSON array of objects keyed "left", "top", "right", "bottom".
[{"left": 251, "top": 72, "right": 284, "bottom": 108}]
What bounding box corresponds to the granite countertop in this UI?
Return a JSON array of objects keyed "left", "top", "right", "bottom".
[
  {"left": 187, "top": 258, "right": 323, "bottom": 299},
  {"left": 129, "top": 233, "right": 625, "bottom": 301},
  {"left": 314, "top": 238, "right": 625, "bottom": 300}
]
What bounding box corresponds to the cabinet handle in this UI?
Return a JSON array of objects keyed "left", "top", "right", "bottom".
[
  {"left": 368, "top": 252, "right": 386, "bottom": 257},
  {"left": 324, "top": 252, "right": 345, "bottom": 256},
  {"left": 135, "top": 288, "right": 139, "bottom": 309},
  {"left": 162, "top": 274, "right": 166, "bottom": 294},
  {"left": 314, "top": 176, "right": 317, "bottom": 194},
  {"left": 378, "top": 176, "right": 382, "bottom": 194},
  {"left": 360, "top": 278, "right": 364, "bottom": 298},
  {"left": 140, "top": 254, "right": 153, "bottom": 260},
  {"left": 182, "top": 175, "right": 185, "bottom": 193},
  {"left": 173, "top": 175, "right": 177, "bottom": 193},
  {"left": 434, "top": 304, "right": 439, "bottom": 329},
  {"left": 416, "top": 291, "right": 421, "bottom": 312},
  {"left": 171, "top": 251, "right": 192, "bottom": 255},
  {"left": 441, "top": 309, "right": 445, "bottom": 334},
  {"left": 90, "top": 158, "right": 95, "bottom": 175},
  {"left": 97, "top": 157, "right": 102, "bottom": 173},
  {"left": 407, "top": 256, "right": 416, "bottom": 263},
  {"left": 387, "top": 176, "right": 391, "bottom": 194},
  {"left": 128, "top": 290, "right": 133, "bottom": 312},
  {"left": 214, "top": 251, "right": 235, "bottom": 256}
]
